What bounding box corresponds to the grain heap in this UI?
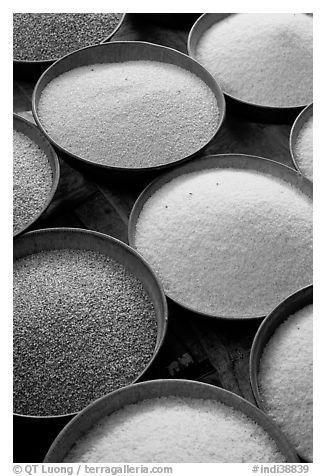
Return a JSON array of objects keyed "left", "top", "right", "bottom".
[
  {"left": 134, "top": 168, "right": 312, "bottom": 317},
  {"left": 13, "top": 249, "right": 157, "bottom": 416},
  {"left": 37, "top": 61, "right": 219, "bottom": 168},
  {"left": 259, "top": 305, "right": 313, "bottom": 461},
  {"left": 195, "top": 13, "right": 313, "bottom": 107},
  {"left": 13, "top": 13, "right": 123, "bottom": 61},
  {"left": 294, "top": 115, "right": 313, "bottom": 181},
  {"left": 13, "top": 130, "right": 53, "bottom": 235},
  {"left": 64, "top": 396, "right": 286, "bottom": 462}
]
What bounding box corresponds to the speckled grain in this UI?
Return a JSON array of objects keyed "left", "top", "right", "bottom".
[
  {"left": 13, "top": 249, "right": 157, "bottom": 416},
  {"left": 13, "top": 13, "right": 123, "bottom": 61},
  {"left": 13, "top": 129, "right": 53, "bottom": 234}
]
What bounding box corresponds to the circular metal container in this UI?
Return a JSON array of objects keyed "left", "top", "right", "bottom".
[
  {"left": 13, "top": 14, "right": 126, "bottom": 79},
  {"left": 188, "top": 13, "right": 312, "bottom": 123},
  {"left": 44, "top": 379, "right": 299, "bottom": 462},
  {"left": 32, "top": 41, "right": 225, "bottom": 173},
  {"left": 128, "top": 153, "right": 313, "bottom": 320},
  {"left": 13, "top": 227, "right": 168, "bottom": 462},
  {"left": 13, "top": 113, "right": 60, "bottom": 238},
  {"left": 289, "top": 103, "right": 313, "bottom": 178},
  {"left": 249, "top": 285, "right": 313, "bottom": 462}
]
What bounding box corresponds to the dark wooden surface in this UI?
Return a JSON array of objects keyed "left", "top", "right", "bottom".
[{"left": 13, "top": 13, "right": 297, "bottom": 462}]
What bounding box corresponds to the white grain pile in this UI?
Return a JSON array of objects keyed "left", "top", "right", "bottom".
[
  {"left": 13, "top": 130, "right": 52, "bottom": 234},
  {"left": 294, "top": 115, "right": 313, "bottom": 181},
  {"left": 259, "top": 305, "right": 313, "bottom": 461},
  {"left": 135, "top": 168, "right": 312, "bottom": 317},
  {"left": 64, "top": 396, "right": 286, "bottom": 462},
  {"left": 37, "top": 61, "right": 219, "bottom": 168},
  {"left": 195, "top": 13, "right": 313, "bottom": 107}
]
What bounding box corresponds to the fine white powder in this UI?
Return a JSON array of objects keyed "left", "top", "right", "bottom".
[
  {"left": 13, "top": 130, "right": 53, "bottom": 234},
  {"left": 259, "top": 305, "right": 313, "bottom": 461},
  {"left": 195, "top": 13, "right": 313, "bottom": 107},
  {"left": 295, "top": 116, "right": 313, "bottom": 181},
  {"left": 38, "top": 61, "right": 219, "bottom": 168},
  {"left": 64, "top": 396, "right": 286, "bottom": 462},
  {"left": 135, "top": 169, "right": 312, "bottom": 318}
]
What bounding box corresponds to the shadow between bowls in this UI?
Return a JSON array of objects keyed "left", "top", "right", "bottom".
[
  {"left": 128, "top": 153, "right": 313, "bottom": 321},
  {"left": 43, "top": 379, "right": 299, "bottom": 463},
  {"left": 188, "top": 13, "right": 312, "bottom": 124},
  {"left": 13, "top": 113, "right": 60, "bottom": 238},
  {"left": 289, "top": 103, "right": 313, "bottom": 176},
  {"left": 31, "top": 41, "right": 225, "bottom": 176},
  {"left": 13, "top": 13, "right": 126, "bottom": 80},
  {"left": 130, "top": 13, "right": 202, "bottom": 29},
  {"left": 249, "top": 284, "right": 313, "bottom": 462},
  {"left": 13, "top": 227, "right": 168, "bottom": 463}
]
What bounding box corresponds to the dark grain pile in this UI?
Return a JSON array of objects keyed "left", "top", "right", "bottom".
[
  {"left": 13, "top": 249, "right": 157, "bottom": 416},
  {"left": 13, "top": 13, "right": 123, "bottom": 61}
]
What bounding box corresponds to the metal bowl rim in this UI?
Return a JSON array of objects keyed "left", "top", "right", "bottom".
[
  {"left": 249, "top": 283, "right": 313, "bottom": 462},
  {"left": 128, "top": 153, "right": 313, "bottom": 321},
  {"left": 13, "top": 226, "right": 168, "bottom": 420},
  {"left": 13, "top": 13, "right": 126, "bottom": 65},
  {"left": 188, "top": 13, "right": 313, "bottom": 111},
  {"left": 31, "top": 40, "right": 226, "bottom": 172},
  {"left": 13, "top": 113, "right": 60, "bottom": 238},
  {"left": 289, "top": 103, "right": 313, "bottom": 173},
  {"left": 44, "top": 378, "right": 299, "bottom": 463}
]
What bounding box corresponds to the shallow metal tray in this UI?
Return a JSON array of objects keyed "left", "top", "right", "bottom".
[
  {"left": 13, "top": 113, "right": 60, "bottom": 238},
  {"left": 128, "top": 153, "right": 312, "bottom": 320},
  {"left": 13, "top": 227, "right": 168, "bottom": 461},
  {"left": 249, "top": 285, "right": 313, "bottom": 461},
  {"left": 289, "top": 103, "right": 313, "bottom": 179},
  {"left": 32, "top": 41, "right": 225, "bottom": 173},
  {"left": 44, "top": 378, "right": 299, "bottom": 462},
  {"left": 188, "top": 13, "right": 312, "bottom": 123},
  {"left": 13, "top": 14, "right": 126, "bottom": 80}
]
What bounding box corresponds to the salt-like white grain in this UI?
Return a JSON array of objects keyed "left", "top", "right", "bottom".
[
  {"left": 13, "top": 130, "right": 53, "bottom": 234},
  {"left": 259, "top": 305, "right": 313, "bottom": 461},
  {"left": 64, "top": 396, "right": 286, "bottom": 463},
  {"left": 38, "top": 61, "right": 219, "bottom": 168},
  {"left": 295, "top": 116, "right": 313, "bottom": 181},
  {"left": 196, "top": 13, "right": 313, "bottom": 107},
  {"left": 135, "top": 168, "right": 312, "bottom": 317}
]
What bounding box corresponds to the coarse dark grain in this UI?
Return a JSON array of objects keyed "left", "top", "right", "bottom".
[
  {"left": 13, "top": 249, "right": 157, "bottom": 416},
  {"left": 13, "top": 13, "right": 123, "bottom": 61}
]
